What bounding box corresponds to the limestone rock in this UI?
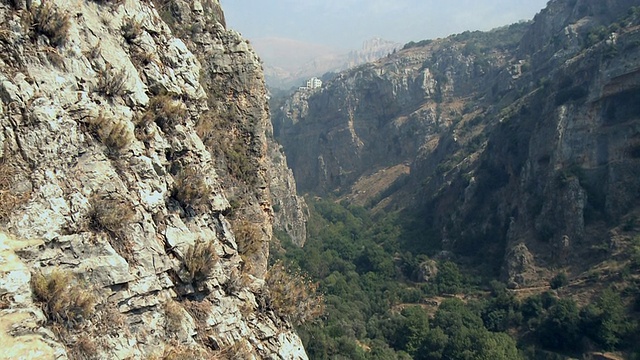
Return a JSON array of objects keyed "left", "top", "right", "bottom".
[
  {"left": 503, "top": 243, "right": 535, "bottom": 288},
  {"left": 415, "top": 259, "right": 439, "bottom": 282},
  {"left": 0, "top": 0, "right": 307, "bottom": 358}
]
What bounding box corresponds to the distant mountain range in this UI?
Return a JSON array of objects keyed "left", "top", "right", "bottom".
[{"left": 251, "top": 37, "right": 402, "bottom": 90}]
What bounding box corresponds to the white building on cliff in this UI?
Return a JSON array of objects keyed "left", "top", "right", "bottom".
[{"left": 305, "top": 77, "right": 322, "bottom": 89}]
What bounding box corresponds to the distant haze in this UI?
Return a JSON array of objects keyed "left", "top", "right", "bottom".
[
  {"left": 219, "top": 0, "right": 550, "bottom": 88},
  {"left": 220, "top": 0, "right": 549, "bottom": 49}
]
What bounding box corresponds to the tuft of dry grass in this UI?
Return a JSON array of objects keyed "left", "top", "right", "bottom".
[
  {"left": 23, "top": 1, "right": 71, "bottom": 47},
  {"left": 160, "top": 343, "right": 212, "bottom": 360},
  {"left": 172, "top": 166, "right": 212, "bottom": 209},
  {"left": 121, "top": 18, "right": 142, "bottom": 43},
  {"left": 88, "top": 111, "right": 135, "bottom": 151},
  {"left": 183, "top": 298, "right": 213, "bottom": 343},
  {"left": 223, "top": 268, "right": 247, "bottom": 296},
  {"left": 164, "top": 300, "right": 184, "bottom": 336},
  {"left": 98, "top": 303, "right": 126, "bottom": 336},
  {"left": 88, "top": 194, "right": 136, "bottom": 263},
  {"left": 140, "top": 95, "right": 188, "bottom": 132},
  {"left": 184, "top": 240, "right": 218, "bottom": 282},
  {"left": 194, "top": 112, "right": 258, "bottom": 184},
  {"left": 96, "top": 63, "right": 128, "bottom": 97},
  {"left": 68, "top": 334, "right": 100, "bottom": 359},
  {"left": 42, "top": 46, "right": 65, "bottom": 68},
  {"left": 231, "top": 219, "right": 262, "bottom": 259},
  {"left": 31, "top": 269, "right": 97, "bottom": 329},
  {"left": 89, "top": 194, "right": 135, "bottom": 232}
]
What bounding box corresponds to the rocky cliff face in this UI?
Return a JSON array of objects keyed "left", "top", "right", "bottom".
[
  {"left": 273, "top": 23, "right": 527, "bottom": 196},
  {"left": 0, "top": 0, "right": 307, "bottom": 358},
  {"left": 458, "top": 0, "right": 640, "bottom": 287},
  {"left": 274, "top": 0, "right": 640, "bottom": 287}
]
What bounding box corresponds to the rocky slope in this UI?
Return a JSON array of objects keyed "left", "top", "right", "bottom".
[
  {"left": 0, "top": 0, "right": 307, "bottom": 358},
  {"left": 273, "top": 0, "right": 640, "bottom": 288}
]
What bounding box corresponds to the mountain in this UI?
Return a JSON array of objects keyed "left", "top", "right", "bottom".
[
  {"left": 255, "top": 37, "right": 401, "bottom": 89},
  {"left": 0, "top": 0, "right": 309, "bottom": 358},
  {"left": 273, "top": 0, "right": 640, "bottom": 293}
]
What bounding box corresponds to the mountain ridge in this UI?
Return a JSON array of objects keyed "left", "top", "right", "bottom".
[{"left": 255, "top": 36, "right": 401, "bottom": 89}]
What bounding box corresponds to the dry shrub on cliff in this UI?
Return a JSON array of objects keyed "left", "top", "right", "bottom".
[
  {"left": 88, "top": 194, "right": 137, "bottom": 263},
  {"left": 164, "top": 300, "right": 185, "bottom": 336},
  {"left": 231, "top": 219, "right": 262, "bottom": 260},
  {"left": 96, "top": 63, "right": 128, "bottom": 97},
  {"left": 89, "top": 194, "right": 135, "bottom": 232},
  {"left": 23, "top": 1, "right": 70, "bottom": 47},
  {"left": 222, "top": 267, "right": 251, "bottom": 296},
  {"left": 68, "top": 334, "right": 99, "bottom": 360},
  {"left": 195, "top": 112, "right": 257, "bottom": 185},
  {"left": 173, "top": 166, "right": 212, "bottom": 209},
  {"left": 31, "top": 269, "right": 97, "bottom": 329},
  {"left": 185, "top": 240, "right": 218, "bottom": 281},
  {"left": 219, "top": 340, "right": 253, "bottom": 359},
  {"left": 183, "top": 298, "right": 213, "bottom": 342},
  {"left": 122, "top": 18, "right": 143, "bottom": 43},
  {"left": 160, "top": 344, "right": 211, "bottom": 360},
  {"left": 89, "top": 111, "right": 135, "bottom": 151},
  {"left": 141, "top": 95, "right": 188, "bottom": 132},
  {"left": 264, "top": 261, "right": 324, "bottom": 326}
]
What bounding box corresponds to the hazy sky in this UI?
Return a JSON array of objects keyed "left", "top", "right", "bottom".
[{"left": 220, "top": 0, "right": 550, "bottom": 50}]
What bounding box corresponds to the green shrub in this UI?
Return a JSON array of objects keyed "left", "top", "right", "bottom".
[
  {"left": 31, "top": 269, "right": 96, "bottom": 328},
  {"left": 435, "top": 261, "right": 463, "bottom": 294},
  {"left": 580, "top": 288, "right": 635, "bottom": 350},
  {"left": 631, "top": 235, "right": 640, "bottom": 269},
  {"left": 537, "top": 298, "right": 581, "bottom": 352},
  {"left": 550, "top": 272, "right": 569, "bottom": 289}
]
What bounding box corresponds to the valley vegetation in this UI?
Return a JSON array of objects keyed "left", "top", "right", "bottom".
[{"left": 273, "top": 199, "right": 640, "bottom": 359}]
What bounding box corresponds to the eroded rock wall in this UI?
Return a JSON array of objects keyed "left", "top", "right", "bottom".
[{"left": 0, "top": 0, "right": 307, "bottom": 358}]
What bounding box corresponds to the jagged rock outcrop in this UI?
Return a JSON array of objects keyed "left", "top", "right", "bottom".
[
  {"left": 0, "top": 0, "right": 307, "bottom": 358},
  {"left": 267, "top": 141, "right": 308, "bottom": 246},
  {"left": 157, "top": 0, "right": 308, "bottom": 273}
]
